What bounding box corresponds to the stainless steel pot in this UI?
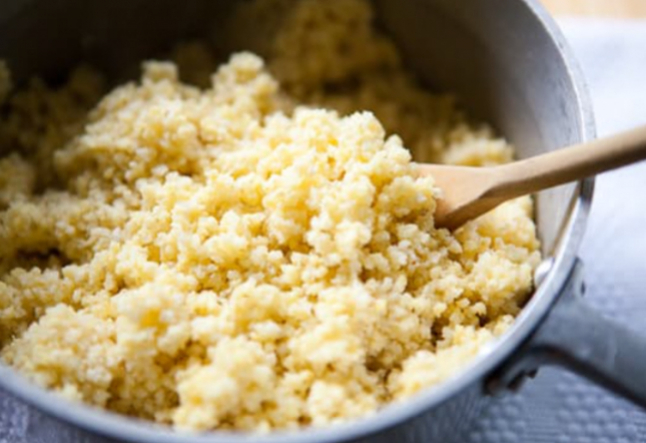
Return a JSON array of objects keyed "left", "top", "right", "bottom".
[{"left": 1, "top": 0, "right": 645, "bottom": 442}]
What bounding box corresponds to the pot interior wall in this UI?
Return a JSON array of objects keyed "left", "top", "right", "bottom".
[{"left": 0, "top": 0, "right": 585, "bottom": 256}]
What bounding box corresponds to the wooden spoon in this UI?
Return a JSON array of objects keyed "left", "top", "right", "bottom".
[{"left": 417, "top": 125, "right": 646, "bottom": 230}]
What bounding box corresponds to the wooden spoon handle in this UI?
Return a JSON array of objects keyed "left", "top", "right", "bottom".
[{"left": 489, "top": 124, "right": 646, "bottom": 200}]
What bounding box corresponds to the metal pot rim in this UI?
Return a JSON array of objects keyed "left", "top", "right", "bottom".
[{"left": 0, "top": 0, "right": 596, "bottom": 441}]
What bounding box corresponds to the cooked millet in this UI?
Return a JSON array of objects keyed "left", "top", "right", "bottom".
[{"left": 0, "top": 0, "right": 540, "bottom": 432}]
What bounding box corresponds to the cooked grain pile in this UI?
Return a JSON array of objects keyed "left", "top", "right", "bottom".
[{"left": 0, "top": 0, "right": 539, "bottom": 432}]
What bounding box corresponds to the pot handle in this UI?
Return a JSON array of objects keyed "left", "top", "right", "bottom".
[{"left": 489, "top": 259, "right": 646, "bottom": 406}]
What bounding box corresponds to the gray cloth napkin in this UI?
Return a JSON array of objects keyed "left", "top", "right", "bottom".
[
  {"left": 1, "top": 17, "right": 646, "bottom": 443},
  {"left": 465, "top": 17, "right": 646, "bottom": 443}
]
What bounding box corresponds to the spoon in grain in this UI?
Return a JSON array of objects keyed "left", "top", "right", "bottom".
[{"left": 417, "top": 124, "right": 646, "bottom": 230}]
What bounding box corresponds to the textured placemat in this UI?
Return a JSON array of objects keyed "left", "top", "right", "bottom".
[
  {"left": 465, "top": 17, "right": 646, "bottom": 443},
  {"left": 1, "top": 17, "right": 646, "bottom": 443}
]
